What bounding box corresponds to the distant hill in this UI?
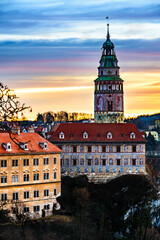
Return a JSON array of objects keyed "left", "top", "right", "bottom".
[{"left": 125, "top": 113, "right": 160, "bottom": 130}]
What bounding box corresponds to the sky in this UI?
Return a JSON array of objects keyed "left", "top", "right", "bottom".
[{"left": 0, "top": 0, "right": 160, "bottom": 119}]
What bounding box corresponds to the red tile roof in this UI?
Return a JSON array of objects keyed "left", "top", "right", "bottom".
[
  {"left": 49, "top": 123, "right": 146, "bottom": 143},
  {"left": 0, "top": 132, "right": 61, "bottom": 155}
]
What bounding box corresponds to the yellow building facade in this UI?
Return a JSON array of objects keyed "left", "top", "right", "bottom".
[{"left": 0, "top": 130, "right": 61, "bottom": 218}]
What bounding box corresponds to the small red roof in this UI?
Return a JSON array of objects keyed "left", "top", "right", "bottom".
[
  {"left": 49, "top": 123, "right": 146, "bottom": 143},
  {"left": 0, "top": 132, "right": 61, "bottom": 155}
]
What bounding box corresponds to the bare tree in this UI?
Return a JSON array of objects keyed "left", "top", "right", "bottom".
[
  {"left": 0, "top": 83, "right": 31, "bottom": 123},
  {"left": 0, "top": 83, "right": 32, "bottom": 146}
]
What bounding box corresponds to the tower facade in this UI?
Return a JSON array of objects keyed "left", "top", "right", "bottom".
[{"left": 94, "top": 24, "right": 124, "bottom": 123}]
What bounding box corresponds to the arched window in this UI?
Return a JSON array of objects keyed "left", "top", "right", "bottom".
[
  {"left": 124, "top": 158, "right": 128, "bottom": 165},
  {"left": 59, "top": 132, "right": 65, "bottom": 139},
  {"left": 107, "top": 132, "right": 112, "bottom": 139},
  {"left": 109, "top": 158, "right": 113, "bottom": 165},
  {"left": 130, "top": 132, "right": 136, "bottom": 139},
  {"left": 83, "top": 131, "right": 88, "bottom": 139}
]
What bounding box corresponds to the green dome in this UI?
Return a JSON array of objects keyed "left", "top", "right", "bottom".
[{"left": 103, "top": 40, "right": 114, "bottom": 49}]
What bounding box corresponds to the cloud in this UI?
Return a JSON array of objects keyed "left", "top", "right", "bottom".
[{"left": 0, "top": 0, "right": 160, "bottom": 41}]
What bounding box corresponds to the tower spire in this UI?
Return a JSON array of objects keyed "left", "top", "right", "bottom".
[{"left": 106, "top": 17, "right": 110, "bottom": 40}]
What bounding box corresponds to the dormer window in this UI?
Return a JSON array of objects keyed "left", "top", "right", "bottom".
[
  {"left": 7, "top": 143, "right": 11, "bottom": 151},
  {"left": 107, "top": 132, "right": 112, "bottom": 139},
  {"left": 20, "top": 143, "right": 28, "bottom": 151},
  {"left": 39, "top": 142, "right": 48, "bottom": 150},
  {"left": 2, "top": 142, "right": 12, "bottom": 151},
  {"left": 130, "top": 132, "right": 136, "bottom": 139},
  {"left": 59, "top": 132, "right": 65, "bottom": 139},
  {"left": 83, "top": 131, "right": 88, "bottom": 139}
]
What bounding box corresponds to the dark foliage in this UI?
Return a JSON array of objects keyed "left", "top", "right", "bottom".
[{"left": 0, "top": 175, "right": 159, "bottom": 240}]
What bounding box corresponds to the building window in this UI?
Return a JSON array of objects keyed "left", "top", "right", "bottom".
[
  {"left": 88, "top": 146, "right": 91, "bottom": 153},
  {"left": 33, "top": 158, "right": 39, "bottom": 166},
  {"left": 1, "top": 160, "right": 7, "bottom": 168},
  {"left": 6, "top": 143, "right": 11, "bottom": 151},
  {"left": 24, "top": 143, "right": 28, "bottom": 150},
  {"left": 1, "top": 176, "right": 7, "bottom": 183},
  {"left": 12, "top": 159, "right": 18, "bottom": 167},
  {"left": 54, "top": 172, "right": 57, "bottom": 179},
  {"left": 23, "top": 159, "right": 29, "bottom": 166},
  {"left": 1, "top": 193, "right": 7, "bottom": 201},
  {"left": 95, "top": 145, "right": 98, "bottom": 152},
  {"left": 83, "top": 131, "right": 88, "bottom": 139},
  {"left": 24, "top": 207, "right": 30, "bottom": 213},
  {"left": 24, "top": 191, "right": 29, "bottom": 199},
  {"left": 116, "top": 146, "right": 121, "bottom": 152},
  {"left": 73, "top": 159, "right": 77, "bottom": 166},
  {"left": 102, "top": 159, "right": 106, "bottom": 166},
  {"left": 88, "top": 159, "right": 91, "bottom": 166},
  {"left": 12, "top": 175, "right": 18, "bottom": 183},
  {"left": 95, "top": 158, "right": 99, "bottom": 165},
  {"left": 109, "top": 159, "right": 113, "bottom": 165},
  {"left": 73, "top": 146, "right": 77, "bottom": 153},
  {"left": 66, "top": 158, "right": 69, "bottom": 166},
  {"left": 132, "top": 145, "right": 137, "bottom": 152},
  {"left": 54, "top": 157, "right": 56, "bottom": 164},
  {"left": 132, "top": 159, "right": 136, "bottom": 166},
  {"left": 130, "top": 132, "right": 136, "bottom": 139},
  {"left": 44, "top": 189, "right": 49, "bottom": 197},
  {"left": 33, "top": 173, "right": 39, "bottom": 181},
  {"left": 54, "top": 188, "right": 57, "bottom": 195},
  {"left": 13, "top": 192, "right": 18, "bottom": 201},
  {"left": 80, "top": 145, "right": 84, "bottom": 152},
  {"left": 44, "top": 158, "right": 49, "bottom": 165},
  {"left": 107, "top": 132, "right": 112, "bottom": 139},
  {"left": 140, "top": 158, "right": 144, "bottom": 165},
  {"left": 44, "top": 173, "right": 49, "bottom": 180},
  {"left": 109, "top": 145, "right": 113, "bottom": 152},
  {"left": 59, "top": 132, "right": 65, "bottom": 139},
  {"left": 117, "top": 159, "right": 121, "bottom": 166},
  {"left": 80, "top": 158, "right": 84, "bottom": 165},
  {"left": 102, "top": 146, "right": 106, "bottom": 153},
  {"left": 34, "top": 206, "right": 40, "bottom": 212},
  {"left": 124, "top": 158, "right": 128, "bottom": 165},
  {"left": 23, "top": 174, "right": 29, "bottom": 182},
  {"left": 34, "top": 191, "right": 39, "bottom": 198},
  {"left": 44, "top": 204, "right": 50, "bottom": 210}
]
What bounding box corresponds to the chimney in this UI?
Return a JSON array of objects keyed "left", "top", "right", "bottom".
[{"left": 11, "top": 126, "right": 21, "bottom": 136}]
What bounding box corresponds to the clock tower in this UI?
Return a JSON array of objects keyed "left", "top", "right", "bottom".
[{"left": 94, "top": 23, "right": 124, "bottom": 123}]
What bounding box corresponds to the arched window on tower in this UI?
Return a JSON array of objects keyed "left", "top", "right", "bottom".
[{"left": 108, "top": 101, "right": 113, "bottom": 111}]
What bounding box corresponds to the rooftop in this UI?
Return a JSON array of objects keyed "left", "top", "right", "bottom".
[
  {"left": 0, "top": 132, "right": 61, "bottom": 155},
  {"left": 49, "top": 123, "right": 146, "bottom": 143}
]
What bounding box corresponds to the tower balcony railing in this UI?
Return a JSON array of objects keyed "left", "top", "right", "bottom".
[{"left": 94, "top": 90, "right": 123, "bottom": 94}]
